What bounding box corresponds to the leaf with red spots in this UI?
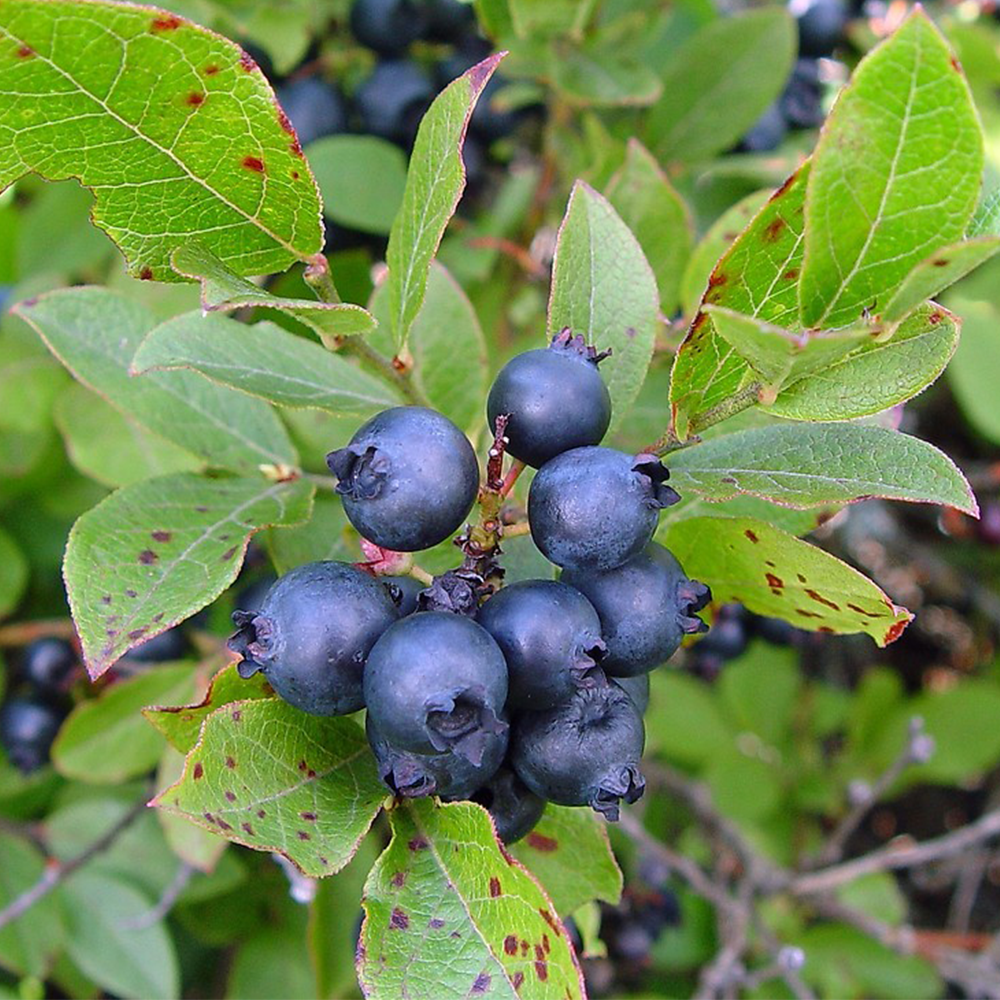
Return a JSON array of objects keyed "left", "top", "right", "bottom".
[
  {"left": 663, "top": 516, "right": 912, "bottom": 646},
  {"left": 670, "top": 424, "right": 977, "bottom": 514},
  {"left": 64, "top": 472, "right": 312, "bottom": 678},
  {"left": 510, "top": 806, "right": 622, "bottom": 916},
  {"left": 144, "top": 661, "right": 276, "bottom": 754},
  {"left": 154, "top": 699, "right": 385, "bottom": 877},
  {"left": 0, "top": 0, "right": 322, "bottom": 278},
  {"left": 359, "top": 800, "right": 584, "bottom": 999}
]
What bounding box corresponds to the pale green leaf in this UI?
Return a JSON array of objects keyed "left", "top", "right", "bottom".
[
  {"left": 548, "top": 180, "right": 659, "bottom": 429},
  {"left": 947, "top": 297, "right": 1000, "bottom": 444},
  {"left": 14, "top": 287, "right": 296, "bottom": 473},
  {"left": 968, "top": 187, "right": 1000, "bottom": 237},
  {"left": 358, "top": 799, "right": 584, "bottom": 999},
  {"left": 548, "top": 37, "right": 662, "bottom": 107},
  {"left": 670, "top": 424, "right": 977, "bottom": 513},
  {"left": 0, "top": 0, "right": 322, "bottom": 278},
  {"left": 157, "top": 747, "right": 229, "bottom": 873},
  {"left": 800, "top": 10, "right": 983, "bottom": 328},
  {"left": 64, "top": 472, "right": 313, "bottom": 677},
  {"left": 263, "top": 492, "right": 355, "bottom": 574},
  {"left": 509, "top": 0, "right": 595, "bottom": 38},
  {"left": 387, "top": 53, "right": 503, "bottom": 350},
  {"left": 663, "top": 516, "right": 912, "bottom": 645},
  {"left": 0, "top": 524, "right": 28, "bottom": 619},
  {"left": 155, "top": 699, "right": 385, "bottom": 877}
]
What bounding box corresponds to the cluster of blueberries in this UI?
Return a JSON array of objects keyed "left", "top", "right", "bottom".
[{"left": 229, "top": 331, "right": 711, "bottom": 842}]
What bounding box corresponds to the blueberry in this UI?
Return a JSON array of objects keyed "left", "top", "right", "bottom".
[
  {"left": 796, "top": 0, "right": 848, "bottom": 57},
  {"left": 383, "top": 575, "right": 423, "bottom": 616},
  {"left": 612, "top": 673, "right": 650, "bottom": 715},
  {"left": 354, "top": 60, "right": 434, "bottom": 147},
  {"left": 739, "top": 102, "right": 787, "bottom": 153},
  {"left": 753, "top": 615, "right": 804, "bottom": 647},
  {"left": 350, "top": 0, "right": 425, "bottom": 55},
  {"left": 327, "top": 407, "right": 480, "bottom": 552},
  {"left": 476, "top": 580, "right": 606, "bottom": 711},
  {"left": 229, "top": 561, "right": 399, "bottom": 716},
  {"left": 693, "top": 604, "right": 749, "bottom": 661},
  {"left": 528, "top": 448, "right": 680, "bottom": 572},
  {"left": 0, "top": 697, "right": 63, "bottom": 773},
  {"left": 423, "top": 0, "right": 477, "bottom": 42},
  {"left": 366, "top": 712, "right": 507, "bottom": 800},
  {"left": 780, "top": 58, "right": 824, "bottom": 130},
  {"left": 124, "top": 627, "right": 190, "bottom": 663},
  {"left": 276, "top": 78, "right": 347, "bottom": 147},
  {"left": 363, "top": 612, "right": 508, "bottom": 764},
  {"left": 22, "top": 638, "right": 76, "bottom": 694},
  {"left": 510, "top": 683, "right": 645, "bottom": 821},
  {"left": 563, "top": 544, "right": 710, "bottom": 676},
  {"left": 471, "top": 767, "right": 546, "bottom": 844},
  {"left": 471, "top": 75, "right": 522, "bottom": 142},
  {"left": 487, "top": 330, "right": 612, "bottom": 469}
]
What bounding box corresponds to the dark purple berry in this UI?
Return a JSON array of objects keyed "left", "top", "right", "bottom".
[
  {"left": 471, "top": 767, "right": 546, "bottom": 844},
  {"left": 22, "top": 638, "right": 76, "bottom": 694},
  {"left": 350, "top": 0, "right": 425, "bottom": 55},
  {"left": 0, "top": 697, "right": 63, "bottom": 773},
  {"left": 354, "top": 60, "right": 434, "bottom": 147}
]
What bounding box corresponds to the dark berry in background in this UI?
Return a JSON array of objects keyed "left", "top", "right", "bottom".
[
  {"left": 794, "top": 0, "right": 848, "bottom": 57},
  {"left": 689, "top": 603, "right": 750, "bottom": 677},
  {"left": 354, "top": 60, "right": 434, "bottom": 147},
  {"left": 781, "top": 58, "right": 825, "bottom": 129},
  {"left": 511, "top": 683, "right": 646, "bottom": 821},
  {"left": 350, "top": 0, "right": 425, "bottom": 55},
  {"left": 477, "top": 579, "right": 606, "bottom": 711},
  {"left": 124, "top": 626, "right": 190, "bottom": 663},
  {"left": 487, "top": 330, "right": 612, "bottom": 469},
  {"left": 22, "top": 637, "right": 76, "bottom": 694},
  {"left": 423, "top": 0, "right": 476, "bottom": 43},
  {"left": 363, "top": 612, "right": 508, "bottom": 764},
  {"left": 529, "top": 448, "right": 680, "bottom": 572},
  {"left": 739, "top": 102, "right": 787, "bottom": 153},
  {"left": 276, "top": 78, "right": 348, "bottom": 147},
  {"left": 229, "top": 561, "right": 399, "bottom": 716},
  {"left": 327, "top": 406, "right": 480, "bottom": 552},
  {"left": 0, "top": 697, "right": 64, "bottom": 774},
  {"left": 564, "top": 544, "right": 710, "bottom": 677},
  {"left": 471, "top": 766, "right": 546, "bottom": 844}
]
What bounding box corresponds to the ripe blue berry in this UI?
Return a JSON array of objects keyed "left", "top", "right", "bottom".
[
  {"left": 363, "top": 612, "right": 508, "bottom": 764},
  {"left": 124, "top": 626, "right": 190, "bottom": 664},
  {"left": 510, "top": 683, "right": 646, "bottom": 821},
  {"left": 471, "top": 767, "right": 546, "bottom": 844},
  {"left": 796, "top": 0, "right": 848, "bottom": 56},
  {"left": 563, "top": 544, "right": 710, "bottom": 676},
  {"left": 612, "top": 673, "right": 650, "bottom": 715},
  {"left": 22, "top": 638, "right": 76, "bottom": 694},
  {"left": 366, "top": 713, "right": 507, "bottom": 800},
  {"left": 229, "top": 561, "right": 399, "bottom": 716},
  {"left": 383, "top": 575, "right": 423, "bottom": 616},
  {"left": 528, "top": 448, "right": 680, "bottom": 572},
  {"left": 350, "top": 0, "right": 425, "bottom": 55},
  {"left": 740, "top": 103, "right": 787, "bottom": 153},
  {"left": 327, "top": 407, "right": 480, "bottom": 552},
  {"left": 487, "top": 330, "right": 612, "bottom": 468},
  {"left": 354, "top": 61, "right": 434, "bottom": 146},
  {"left": 476, "top": 579, "right": 606, "bottom": 710},
  {"left": 0, "top": 697, "right": 63, "bottom": 774},
  {"left": 276, "top": 78, "right": 347, "bottom": 147}
]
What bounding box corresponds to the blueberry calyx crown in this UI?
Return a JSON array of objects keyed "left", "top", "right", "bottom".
[
  {"left": 678, "top": 580, "right": 712, "bottom": 635},
  {"left": 549, "top": 326, "right": 612, "bottom": 366},
  {"left": 228, "top": 611, "right": 272, "bottom": 678},
  {"left": 423, "top": 688, "right": 508, "bottom": 764},
  {"left": 382, "top": 755, "right": 437, "bottom": 799},
  {"left": 326, "top": 444, "right": 390, "bottom": 500},
  {"left": 591, "top": 764, "right": 646, "bottom": 821},
  {"left": 417, "top": 569, "right": 484, "bottom": 616},
  {"left": 632, "top": 453, "right": 681, "bottom": 509},
  {"left": 572, "top": 638, "right": 609, "bottom": 684}
]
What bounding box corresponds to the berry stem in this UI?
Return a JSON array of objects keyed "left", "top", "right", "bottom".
[
  {"left": 408, "top": 565, "right": 434, "bottom": 586},
  {"left": 303, "top": 252, "right": 342, "bottom": 304},
  {"left": 499, "top": 459, "right": 525, "bottom": 498},
  {"left": 502, "top": 520, "right": 531, "bottom": 538}
]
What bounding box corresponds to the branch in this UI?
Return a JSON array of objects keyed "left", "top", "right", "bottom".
[
  {"left": 119, "top": 861, "right": 195, "bottom": 931},
  {"left": 0, "top": 798, "right": 146, "bottom": 932}
]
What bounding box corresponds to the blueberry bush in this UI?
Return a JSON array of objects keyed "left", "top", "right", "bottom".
[{"left": 3, "top": 0, "right": 1000, "bottom": 997}]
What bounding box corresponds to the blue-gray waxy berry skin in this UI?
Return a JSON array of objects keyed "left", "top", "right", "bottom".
[
  {"left": 0, "top": 697, "right": 63, "bottom": 774},
  {"left": 528, "top": 447, "right": 680, "bottom": 572},
  {"left": 476, "top": 579, "right": 606, "bottom": 711},
  {"left": 510, "top": 683, "right": 646, "bottom": 822},
  {"left": 612, "top": 673, "right": 650, "bottom": 714},
  {"left": 471, "top": 766, "right": 546, "bottom": 844},
  {"left": 23, "top": 638, "right": 76, "bottom": 694},
  {"left": 327, "top": 406, "right": 480, "bottom": 552},
  {"left": 563, "top": 544, "right": 710, "bottom": 677},
  {"left": 363, "top": 612, "right": 508, "bottom": 764},
  {"left": 228, "top": 561, "right": 399, "bottom": 716}
]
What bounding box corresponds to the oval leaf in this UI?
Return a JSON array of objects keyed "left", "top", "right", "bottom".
[{"left": 0, "top": 525, "right": 28, "bottom": 620}]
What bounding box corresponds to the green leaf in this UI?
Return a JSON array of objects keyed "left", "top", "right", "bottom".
[
  {"left": 157, "top": 747, "right": 229, "bottom": 873},
  {"left": 769, "top": 303, "right": 959, "bottom": 421},
  {"left": 0, "top": 318, "right": 66, "bottom": 434},
  {"left": 510, "top": 806, "right": 622, "bottom": 916},
  {"left": 64, "top": 472, "right": 313, "bottom": 677},
  {"left": 387, "top": 53, "right": 503, "bottom": 350},
  {"left": 669, "top": 424, "right": 976, "bottom": 513},
  {"left": 170, "top": 243, "right": 375, "bottom": 347},
  {"left": 548, "top": 36, "right": 662, "bottom": 107},
  {"left": 718, "top": 645, "right": 801, "bottom": 746},
  {"left": 0, "top": 0, "right": 322, "bottom": 279},
  {"left": 605, "top": 139, "right": 693, "bottom": 315},
  {"left": 15, "top": 287, "right": 296, "bottom": 474},
  {"left": 62, "top": 871, "right": 179, "bottom": 1000},
  {"left": 947, "top": 298, "right": 1000, "bottom": 444},
  {"left": 155, "top": 699, "right": 385, "bottom": 876},
  {"left": 358, "top": 799, "right": 584, "bottom": 999},
  {"left": 369, "top": 263, "right": 488, "bottom": 431},
  {"left": 968, "top": 187, "right": 1000, "bottom": 237},
  {"left": 309, "top": 135, "right": 408, "bottom": 236},
  {"left": 145, "top": 660, "right": 276, "bottom": 755},
  {"left": 799, "top": 10, "right": 984, "bottom": 328},
  {"left": 548, "top": 180, "right": 659, "bottom": 429},
  {"left": 54, "top": 382, "right": 202, "bottom": 488},
  {"left": 0, "top": 833, "right": 64, "bottom": 977},
  {"left": 52, "top": 663, "right": 198, "bottom": 782},
  {"left": 132, "top": 312, "right": 399, "bottom": 417},
  {"left": 645, "top": 9, "right": 795, "bottom": 164},
  {"left": 228, "top": 908, "right": 316, "bottom": 1000},
  {"left": 263, "top": 492, "right": 355, "bottom": 575},
  {"left": 663, "top": 516, "right": 912, "bottom": 645},
  {"left": 509, "top": 0, "right": 595, "bottom": 38},
  {"left": 0, "top": 524, "right": 28, "bottom": 619},
  {"left": 670, "top": 162, "right": 810, "bottom": 439},
  {"left": 644, "top": 669, "right": 732, "bottom": 766},
  {"left": 881, "top": 237, "right": 1000, "bottom": 324}
]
